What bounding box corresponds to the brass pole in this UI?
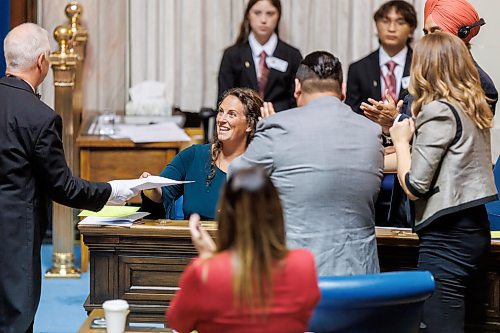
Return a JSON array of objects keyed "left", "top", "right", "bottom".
[
  {"left": 66, "top": 1, "right": 87, "bottom": 176},
  {"left": 45, "top": 25, "right": 80, "bottom": 278},
  {"left": 65, "top": 1, "right": 90, "bottom": 272}
]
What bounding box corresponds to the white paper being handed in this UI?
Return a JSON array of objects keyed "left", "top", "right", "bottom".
[{"left": 128, "top": 176, "right": 194, "bottom": 191}]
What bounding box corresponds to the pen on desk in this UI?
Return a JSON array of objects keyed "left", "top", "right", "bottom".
[{"left": 134, "top": 122, "right": 158, "bottom": 126}]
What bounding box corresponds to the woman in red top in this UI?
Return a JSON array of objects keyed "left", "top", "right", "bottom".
[{"left": 166, "top": 167, "right": 320, "bottom": 333}]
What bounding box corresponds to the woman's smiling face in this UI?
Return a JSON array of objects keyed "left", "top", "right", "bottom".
[{"left": 216, "top": 95, "right": 251, "bottom": 144}]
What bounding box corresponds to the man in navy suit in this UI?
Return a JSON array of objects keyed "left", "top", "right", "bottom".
[
  {"left": 346, "top": 1, "right": 417, "bottom": 226},
  {"left": 346, "top": 1, "right": 417, "bottom": 115}
]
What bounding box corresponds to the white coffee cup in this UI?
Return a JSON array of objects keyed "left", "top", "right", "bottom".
[{"left": 103, "top": 299, "right": 129, "bottom": 333}]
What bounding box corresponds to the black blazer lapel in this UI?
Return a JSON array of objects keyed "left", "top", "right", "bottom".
[
  {"left": 369, "top": 50, "right": 382, "bottom": 101},
  {"left": 241, "top": 44, "right": 258, "bottom": 90},
  {"left": 398, "top": 48, "right": 412, "bottom": 100}
]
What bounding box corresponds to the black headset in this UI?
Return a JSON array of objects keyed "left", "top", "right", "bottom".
[{"left": 457, "top": 18, "right": 485, "bottom": 39}]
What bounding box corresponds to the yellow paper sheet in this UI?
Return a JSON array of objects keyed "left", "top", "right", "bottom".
[
  {"left": 79, "top": 205, "right": 140, "bottom": 217},
  {"left": 491, "top": 231, "right": 500, "bottom": 239}
]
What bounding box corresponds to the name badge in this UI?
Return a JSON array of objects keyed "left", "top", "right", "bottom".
[
  {"left": 266, "top": 56, "right": 288, "bottom": 72},
  {"left": 401, "top": 76, "right": 410, "bottom": 89}
]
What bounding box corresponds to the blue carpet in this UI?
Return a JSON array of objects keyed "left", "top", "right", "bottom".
[{"left": 34, "top": 244, "right": 89, "bottom": 333}]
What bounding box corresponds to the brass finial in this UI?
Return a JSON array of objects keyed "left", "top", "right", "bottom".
[
  {"left": 53, "top": 24, "right": 73, "bottom": 57},
  {"left": 65, "top": 2, "right": 82, "bottom": 30},
  {"left": 64, "top": 1, "right": 87, "bottom": 59}
]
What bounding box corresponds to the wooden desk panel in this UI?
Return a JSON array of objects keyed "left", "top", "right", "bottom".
[
  {"left": 79, "top": 222, "right": 500, "bottom": 331},
  {"left": 78, "top": 136, "right": 183, "bottom": 181},
  {"left": 80, "top": 148, "right": 177, "bottom": 182}
]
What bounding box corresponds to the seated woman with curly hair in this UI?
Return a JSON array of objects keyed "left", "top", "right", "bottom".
[{"left": 140, "top": 88, "right": 263, "bottom": 220}]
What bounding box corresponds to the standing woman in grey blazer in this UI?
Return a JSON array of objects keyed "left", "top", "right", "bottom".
[{"left": 389, "top": 32, "right": 497, "bottom": 333}]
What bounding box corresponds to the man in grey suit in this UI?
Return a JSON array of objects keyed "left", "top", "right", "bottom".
[{"left": 230, "top": 51, "right": 384, "bottom": 276}]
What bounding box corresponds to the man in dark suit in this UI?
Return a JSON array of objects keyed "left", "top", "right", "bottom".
[
  {"left": 346, "top": 1, "right": 417, "bottom": 115},
  {"left": 0, "top": 23, "right": 138, "bottom": 333},
  {"left": 345, "top": 1, "right": 417, "bottom": 227}
]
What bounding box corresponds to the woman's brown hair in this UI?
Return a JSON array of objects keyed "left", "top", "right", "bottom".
[
  {"left": 234, "top": 0, "right": 282, "bottom": 46},
  {"left": 207, "top": 88, "right": 262, "bottom": 186},
  {"left": 409, "top": 31, "right": 493, "bottom": 129},
  {"left": 217, "top": 167, "right": 288, "bottom": 311}
]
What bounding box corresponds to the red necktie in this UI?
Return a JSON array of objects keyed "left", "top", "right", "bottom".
[
  {"left": 258, "top": 51, "right": 269, "bottom": 98},
  {"left": 382, "top": 60, "right": 397, "bottom": 102}
]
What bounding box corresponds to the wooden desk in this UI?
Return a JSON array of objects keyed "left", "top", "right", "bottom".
[
  {"left": 78, "top": 309, "right": 171, "bottom": 332},
  {"left": 79, "top": 222, "right": 500, "bottom": 331},
  {"left": 77, "top": 131, "right": 185, "bottom": 201},
  {"left": 77, "top": 119, "right": 200, "bottom": 272},
  {"left": 79, "top": 220, "right": 216, "bottom": 322}
]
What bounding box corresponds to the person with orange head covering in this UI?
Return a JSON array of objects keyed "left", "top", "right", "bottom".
[
  {"left": 421, "top": 0, "right": 497, "bottom": 113},
  {"left": 423, "top": 0, "right": 482, "bottom": 44}
]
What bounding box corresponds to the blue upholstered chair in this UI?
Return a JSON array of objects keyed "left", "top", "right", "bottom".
[
  {"left": 174, "top": 195, "right": 184, "bottom": 220},
  {"left": 486, "top": 156, "right": 500, "bottom": 230},
  {"left": 308, "top": 271, "right": 435, "bottom": 333}
]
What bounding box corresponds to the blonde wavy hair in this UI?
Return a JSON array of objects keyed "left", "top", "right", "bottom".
[{"left": 409, "top": 31, "right": 493, "bottom": 129}]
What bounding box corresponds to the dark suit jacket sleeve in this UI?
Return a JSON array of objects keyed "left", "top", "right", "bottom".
[
  {"left": 285, "top": 49, "right": 302, "bottom": 109},
  {"left": 345, "top": 64, "right": 364, "bottom": 114},
  {"left": 34, "top": 115, "right": 111, "bottom": 211},
  {"left": 217, "top": 49, "right": 236, "bottom": 105},
  {"left": 398, "top": 94, "right": 413, "bottom": 121}
]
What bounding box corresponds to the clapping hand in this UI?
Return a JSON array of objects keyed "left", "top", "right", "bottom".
[
  {"left": 390, "top": 118, "right": 415, "bottom": 146},
  {"left": 259, "top": 102, "right": 275, "bottom": 121},
  {"left": 361, "top": 89, "right": 403, "bottom": 131},
  {"left": 189, "top": 213, "right": 216, "bottom": 259}
]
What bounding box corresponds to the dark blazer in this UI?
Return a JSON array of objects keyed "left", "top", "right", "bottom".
[
  {"left": 346, "top": 48, "right": 412, "bottom": 114},
  {"left": 0, "top": 76, "right": 111, "bottom": 333},
  {"left": 217, "top": 39, "right": 302, "bottom": 112}
]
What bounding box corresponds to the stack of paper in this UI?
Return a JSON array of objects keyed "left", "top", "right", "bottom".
[
  {"left": 78, "top": 205, "right": 150, "bottom": 227},
  {"left": 110, "top": 122, "right": 191, "bottom": 143}
]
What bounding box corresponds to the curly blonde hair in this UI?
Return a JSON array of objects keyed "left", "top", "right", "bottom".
[{"left": 409, "top": 32, "right": 492, "bottom": 129}]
